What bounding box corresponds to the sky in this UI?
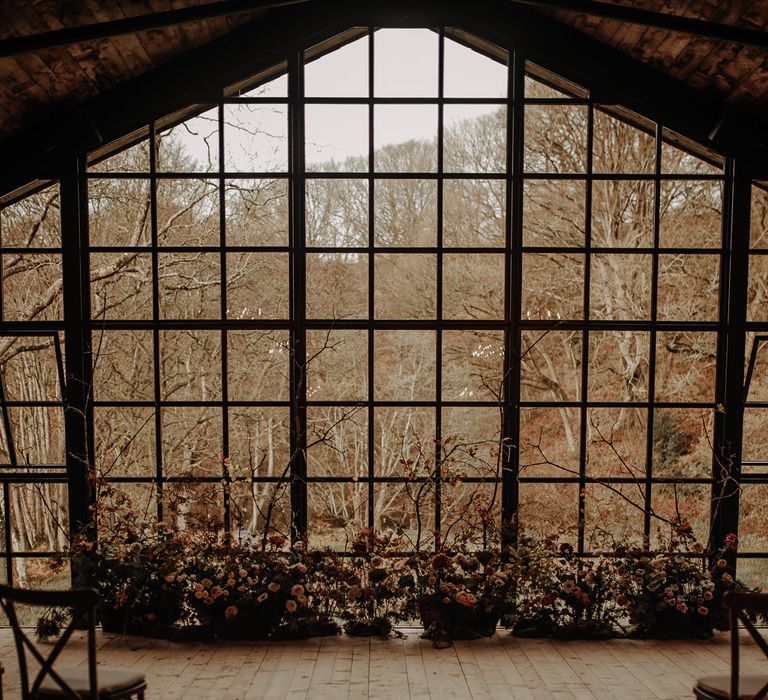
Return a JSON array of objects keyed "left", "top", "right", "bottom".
[{"left": 166, "top": 29, "right": 509, "bottom": 171}]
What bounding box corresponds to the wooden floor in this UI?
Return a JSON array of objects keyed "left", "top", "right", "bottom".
[{"left": 0, "top": 627, "right": 764, "bottom": 699}]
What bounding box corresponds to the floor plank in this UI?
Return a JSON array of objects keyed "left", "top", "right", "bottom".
[{"left": 0, "top": 627, "right": 764, "bottom": 699}]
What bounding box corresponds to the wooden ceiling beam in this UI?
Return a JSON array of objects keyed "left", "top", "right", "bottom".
[
  {"left": 0, "top": 0, "right": 311, "bottom": 58},
  {"left": 508, "top": 0, "right": 768, "bottom": 49}
]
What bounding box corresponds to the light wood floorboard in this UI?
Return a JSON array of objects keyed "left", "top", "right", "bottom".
[{"left": 0, "top": 627, "right": 764, "bottom": 699}]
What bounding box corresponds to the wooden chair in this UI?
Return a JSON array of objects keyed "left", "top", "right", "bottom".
[
  {"left": 694, "top": 591, "right": 768, "bottom": 700},
  {"left": 0, "top": 584, "right": 146, "bottom": 699}
]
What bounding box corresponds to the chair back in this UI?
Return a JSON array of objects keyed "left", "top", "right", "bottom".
[
  {"left": 724, "top": 591, "right": 768, "bottom": 700},
  {"left": 0, "top": 584, "right": 100, "bottom": 700}
]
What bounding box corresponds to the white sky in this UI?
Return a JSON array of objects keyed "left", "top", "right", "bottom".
[{"left": 165, "top": 29, "right": 509, "bottom": 171}]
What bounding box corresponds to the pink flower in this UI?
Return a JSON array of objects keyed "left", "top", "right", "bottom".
[
  {"left": 291, "top": 584, "right": 304, "bottom": 597},
  {"left": 285, "top": 599, "right": 297, "bottom": 613},
  {"left": 224, "top": 605, "right": 238, "bottom": 619}
]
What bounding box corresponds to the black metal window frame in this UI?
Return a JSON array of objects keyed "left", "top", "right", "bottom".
[{"left": 0, "top": 17, "right": 758, "bottom": 583}]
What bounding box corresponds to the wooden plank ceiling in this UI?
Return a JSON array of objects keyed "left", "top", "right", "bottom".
[
  {"left": 0, "top": 0, "right": 262, "bottom": 140},
  {"left": 0, "top": 0, "right": 767, "bottom": 149}
]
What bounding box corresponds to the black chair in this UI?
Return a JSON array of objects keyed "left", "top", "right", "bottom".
[
  {"left": 0, "top": 584, "right": 146, "bottom": 699},
  {"left": 694, "top": 591, "right": 768, "bottom": 700}
]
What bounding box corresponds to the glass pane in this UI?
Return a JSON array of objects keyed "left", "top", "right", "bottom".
[
  {"left": 7, "top": 406, "right": 66, "bottom": 464},
  {"left": 584, "top": 483, "right": 645, "bottom": 550},
  {"left": 156, "top": 179, "right": 219, "bottom": 246},
  {"left": 658, "top": 254, "right": 719, "bottom": 321},
  {"left": 741, "top": 408, "right": 768, "bottom": 463},
  {"left": 162, "top": 481, "right": 223, "bottom": 528},
  {"left": 374, "top": 179, "right": 436, "bottom": 246},
  {"left": 590, "top": 254, "right": 651, "bottom": 320},
  {"left": 441, "top": 482, "right": 501, "bottom": 548},
  {"left": 751, "top": 185, "right": 768, "bottom": 249},
  {"left": 735, "top": 559, "right": 768, "bottom": 592},
  {"left": 661, "top": 138, "right": 721, "bottom": 175},
  {"left": 523, "top": 179, "right": 585, "bottom": 247},
  {"left": 443, "top": 179, "right": 505, "bottom": 247},
  {"left": 92, "top": 329, "right": 153, "bottom": 401},
  {"left": 88, "top": 178, "right": 151, "bottom": 247},
  {"left": 307, "top": 329, "right": 368, "bottom": 401},
  {"left": 655, "top": 331, "right": 716, "bottom": 403},
  {"left": 374, "top": 28, "right": 438, "bottom": 97},
  {"left": 230, "top": 479, "right": 291, "bottom": 540},
  {"left": 307, "top": 482, "right": 368, "bottom": 549},
  {"left": 520, "top": 330, "right": 582, "bottom": 402},
  {"left": 158, "top": 252, "right": 221, "bottom": 319},
  {"left": 374, "top": 253, "right": 436, "bottom": 319},
  {"left": 374, "top": 105, "right": 437, "bottom": 172},
  {"left": 2, "top": 254, "right": 63, "bottom": 321},
  {"left": 306, "top": 178, "right": 368, "bottom": 247},
  {"left": 160, "top": 330, "right": 221, "bottom": 401},
  {"left": 374, "top": 483, "right": 434, "bottom": 550},
  {"left": 443, "top": 253, "right": 505, "bottom": 320},
  {"left": 374, "top": 407, "right": 435, "bottom": 478},
  {"left": 521, "top": 252, "right": 584, "bottom": 320},
  {"left": 89, "top": 139, "right": 150, "bottom": 173},
  {"left": 10, "top": 483, "right": 68, "bottom": 550},
  {"left": 739, "top": 484, "right": 768, "bottom": 553},
  {"left": 223, "top": 104, "right": 288, "bottom": 172},
  {"left": 443, "top": 105, "right": 506, "bottom": 173},
  {"left": 306, "top": 253, "right": 368, "bottom": 319},
  {"left": 236, "top": 72, "right": 288, "bottom": 98},
  {"left": 0, "top": 338, "right": 62, "bottom": 402},
  {"left": 586, "top": 407, "right": 647, "bottom": 479},
  {"left": 228, "top": 407, "right": 291, "bottom": 479},
  {"left": 227, "top": 330, "right": 289, "bottom": 402},
  {"left": 588, "top": 331, "right": 649, "bottom": 402},
  {"left": 90, "top": 252, "right": 153, "bottom": 320},
  {"left": 94, "top": 406, "right": 155, "bottom": 478},
  {"left": 305, "top": 35, "right": 368, "bottom": 97},
  {"left": 225, "top": 178, "right": 288, "bottom": 246},
  {"left": 442, "top": 330, "right": 504, "bottom": 402},
  {"left": 660, "top": 180, "right": 722, "bottom": 249},
  {"left": 444, "top": 37, "right": 506, "bottom": 98},
  {"left": 442, "top": 407, "right": 501, "bottom": 480},
  {"left": 226, "top": 252, "right": 289, "bottom": 319},
  {"left": 307, "top": 407, "right": 367, "bottom": 477},
  {"left": 591, "top": 181, "right": 655, "bottom": 248},
  {"left": 592, "top": 109, "right": 655, "bottom": 174},
  {"left": 745, "top": 334, "right": 768, "bottom": 402},
  {"left": 1, "top": 185, "right": 61, "bottom": 248},
  {"left": 374, "top": 330, "right": 435, "bottom": 401},
  {"left": 748, "top": 255, "right": 768, "bottom": 322},
  {"left": 519, "top": 407, "right": 580, "bottom": 478},
  {"left": 305, "top": 104, "right": 368, "bottom": 171},
  {"left": 161, "top": 406, "right": 222, "bottom": 477},
  {"left": 652, "top": 408, "right": 712, "bottom": 479},
  {"left": 157, "top": 108, "right": 219, "bottom": 172},
  {"left": 518, "top": 482, "right": 579, "bottom": 540},
  {"left": 524, "top": 105, "right": 587, "bottom": 173}
]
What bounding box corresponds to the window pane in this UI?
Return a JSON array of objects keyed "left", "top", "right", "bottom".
[
  {"left": 90, "top": 253, "right": 152, "bottom": 320},
  {"left": 306, "top": 178, "right": 368, "bottom": 247},
  {"left": 519, "top": 407, "right": 580, "bottom": 478},
  {"left": 88, "top": 178, "right": 150, "bottom": 247},
  {"left": 308, "top": 482, "right": 368, "bottom": 549},
  {"left": 223, "top": 104, "right": 288, "bottom": 172},
  {"left": 374, "top": 105, "right": 437, "bottom": 172},
  {"left": 374, "top": 407, "right": 435, "bottom": 478},
  {"left": 443, "top": 37, "right": 506, "bottom": 98},
  {"left": 751, "top": 184, "right": 768, "bottom": 249},
  {"left": 443, "top": 179, "right": 505, "bottom": 247},
  {"left": 226, "top": 252, "right": 289, "bottom": 319},
  {"left": 443, "top": 105, "right": 506, "bottom": 173},
  {"left": 157, "top": 107, "right": 219, "bottom": 173},
  {"left": 374, "top": 330, "right": 435, "bottom": 401},
  {"left": 589, "top": 331, "right": 649, "bottom": 402},
  {"left": 592, "top": 109, "right": 655, "bottom": 174},
  {"left": 521, "top": 252, "right": 584, "bottom": 320},
  {"left": 374, "top": 179, "right": 436, "bottom": 247},
  {"left": 2, "top": 254, "right": 63, "bottom": 321},
  {"left": 652, "top": 408, "right": 712, "bottom": 479},
  {"left": 590, "top": 254, "right": 651, "bottom": 320},
  {"left": 307, "top": 407, "right": 367, "bottom": 477},
  {"left": 584, "top": 483, "right": 645, "bottom": 550},
  {"left": 658, "top": 254, "right": 719, "bottom": 322},
  {"left": 160, "top": 330, "right": 221, "bottom": 401},
  {"left": 227, "top": 330, "right": 289, "bottom": 402},
  {"left": 518, "top": 482, "right": 579, "bottom": 540},
  {"left": 307, "top": 329, "right": 368, "bottom": 401},
  {"left": 524, "top": 105, "right": 587, "bottom": 173},
  {"left": 305, "top": 35, "right": 368, "bottom": 97},
  {"left": 306, "top": 253, "right": 368, "bottom": 319},
  {"left": 586, "top": 407, "right": 647, "bottom": 479},
  {"left": 93, "top": 330, "right": 153, "bottom": 401},
  {"left": 228, "top": 408, "right": 291, "bottom": 479},
  {"left": 442, "top": 407, "right": 501, "bottom": 480},
  {"left": 158, "top": 252, "right": 221, "bottom": 319},
  {"left": 523, "top": 179, "right": 585, "bottom": 247},
  {"left": 374, "top": 254, "right": 436, "bottom": 319},
  {"left": 739, "top": 484, "right": 768, "bottom": 553},
  {"left": 94, "top": 406, "right": 155, "bottom": 478},
  {"left": 156, "top": 179, "right": 219, "bottom": 246},
  {"left": 442, "top": 330, "right": 504, "bottom": 402},
  {"left": 443, "top": 253, "right": 505, "bottom": 320},
  {"left": 225, "top": 178, "right": 288, "bottom": 247},
  {"left": 521, "top": 330, "right": 582, "bottom": 402},
  {"left": 655, "top": 331, "right": 716, "bottom": 403},
  {"left": 305, "top": 104, "right": 368, "bottom": 171},
  {"left": 660, "top": 180, "right": 722, "bottom": 249},
  {"left": 591, "top": 181, "right": 655, "bottom": 248},
  {"left": 374, "top": 28, "right": 438, "bottom": 97},
  {"left": 161, "top": 406, "right": 222, "bottom": 477}
]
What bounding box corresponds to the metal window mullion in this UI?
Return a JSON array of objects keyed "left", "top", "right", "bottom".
[
  {"left": 367, "top": 27, "right": 375, "bottom": 532},
  {"left": 289, "top": 51, "right": 308, "bottom": 541},
  {"left": 644, "top": 123, "right": 662, "bottom": 547},
  {"left": 578, "top": 100, "right": 595, "bottom": 555},
  {"left": 150, "top": 122, "right": 164, "bottom": 522},
  {"left": 218, "top": 101, "right": 231, "bottom": 533},
  {"left": 503, "top": 48, "right": 522, "bottom": 544},
  {"left": 434, "top": 28, "right": 445, "bottom": 550}
]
